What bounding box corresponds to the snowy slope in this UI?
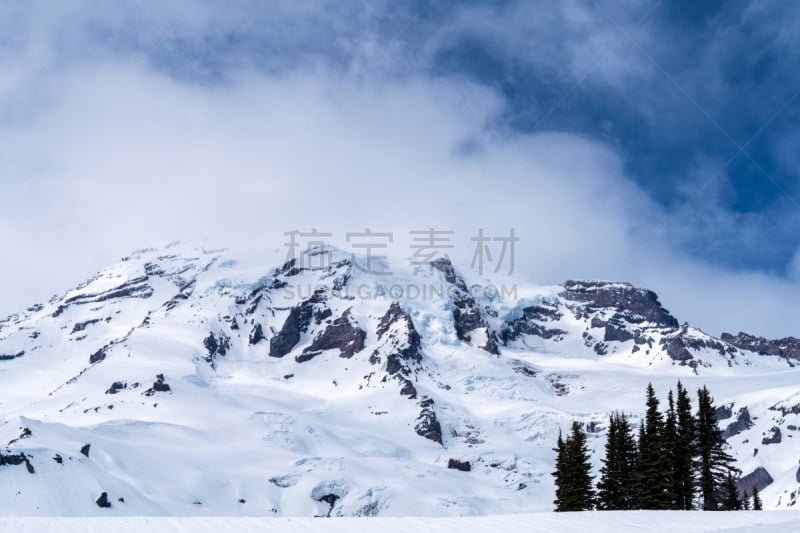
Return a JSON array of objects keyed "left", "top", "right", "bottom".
[{"left": 0, "top": 242, "right": 799, "bottom": 516}]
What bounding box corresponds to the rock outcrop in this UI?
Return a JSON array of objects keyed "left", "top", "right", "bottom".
[
  {"left": 559, "top": 280, "right": 679, "bottom": 328},
  {"left": 414, "top": 397, "right": 443, "bottom": 445},
  {"left": 721, "top": 332, "right": 800, "bottom": 361},
  {"left": 298, "top": 309, "right": 366, "bottom": 362},
  {"left": 431, "top": 258, "right": 499, "bottom": 354}
]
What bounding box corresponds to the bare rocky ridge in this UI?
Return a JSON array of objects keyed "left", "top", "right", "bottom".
[
  {"left": 559, "top": 280, "right": 679, "bottom": 328},
  {"left": 721, "top": 331, "right": 800, "bottom": 362},
  {"left": 431, "top": 258, "right": 500, "bottom": 355}
]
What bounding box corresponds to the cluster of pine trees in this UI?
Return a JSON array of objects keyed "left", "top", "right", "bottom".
[{"left": 553, "top": 382, "right": 764, "bottom": 512}]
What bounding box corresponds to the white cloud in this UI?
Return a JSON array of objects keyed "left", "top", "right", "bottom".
[{"left": 1, "top": 2, "right": 799, "bottom": 340}]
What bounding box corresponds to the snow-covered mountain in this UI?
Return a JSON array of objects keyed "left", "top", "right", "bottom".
[{"left": 1, "top": 242, "right": 799, "bottom": 516}]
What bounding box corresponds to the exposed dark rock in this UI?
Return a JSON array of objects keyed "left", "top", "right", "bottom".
[
  {"left": 277, "top": 257, "right": 303, "bottom": 277},
  {"left": 315, "top": 308, "right": 333, "bottom": 324},
  {"left": 716, "top": 403, "right": 734, "bottom": 421},
  {"left": 80, "top": 444, "right": 91, "bottom": 457},
  {"left": 60, "top": 277, "right": 154, "bottom": 317},
  {"left": 248, "top": 324, "right": 265, "bottom": 345},
  {"left": 143, "top": 261, "right": 164, "bottom": 277},
  {"left": 299, "top": 310, "right": 366, "bottom": 361},
  {"left": 762, "top": 426, "right": 782, "bottom": 445},
  {"left": 370, "top": 303, "right": 426, "bottom": 398},
  {"left": 525, "top": 305, "right": 564, "bottom": 322},
  {"left": 661, "top": 336, "right": 694, "bottom": 362},
  {"left": 71, "top": 318, "right": 101, "bottom": 334},
  {"left": 204, "top": 331, "right": 231, "bottom": 365},
  {"left": 546, "top": 373, "right": 571, "bottom": 396},
  {"left": 723, "top": 407, "right": 753, "bottom": 439},
  {"left": 560, "top": 280, "right": 679, "bottom": 328},
  {"left": 294, "top": 351, "right": 318, "bottom": 364},
  {"left": 0, "top": 350, "right": 25, "bottom": 361},
  {"left": 591, "top": 317, "right": 607, "bottom": 328},
  {"left": 377, "top": 302, "right": 408, "bottom": 338},
  {"left": 89, "top": 348, "right": 106, "bottom": 364},
  {"left": 399, "top": 378, "right": 417, "bottom": 399},
  {"left": 503, "top": 306, "right": 567, "bottom": 343},
  {"left": 165, "top": 280, "right": 195, "bottom": 311},
  {"left": 604, "top": 323, "right": 634, "bottom": 343},
  {"left": 593, "top": 342, "right": 608, "bottom": 356},
  {"left": 144, "top": 374, "right": 171, "bottom": 396},
  {"left": 374, "top": 302, "right": 423, "bottom": 376},
  {"left": 432, "top": 258, "right": 499, "bottom": 354},
  {"left": 797, "top": 465, "right": 800, "bottom": 484},
  {"left": 245, "top": 294, "right": 263, "bottom": 315},
  {"left": 736, "top": 466, "right": 773, "bottom": 497},
  {"left": 415, "top": 397, "right": 442, "bottom": 445},
  {"left": 453, "top": 307, "right": 487, "bottom": 342},
  {"left": 105, "top": 381, "right": 127, "bottom": 395},
  {"left": 317, "top": 494, "right": 339, "bottom": 517},
  {"left": 53, "top": 454, "right": 63, "bottom": 464},
  {"left": 0, "top": 451, "right": 35, "bottom": 473},
  {"left": 7, "top": 427, "right": 32, "bottom": 445},
  {"left": 229, "top": 317, "right": 239, "bottom": 330},
  {"left": 96, "top": 492, "right": 111, "bottom": 508},
  {"left": 722, "top": 331, "right": 800, "bottom": 361},
  {"left": 769, "top": 400, "right": 800, "bottom": 416},
  {"left": 329, "top": 258, "right": 353, "bottom": 292},
  {"left": 268, "top": 475, "right": 298, "bottom": 488},
  {"left": 447, "top": 459, "right": 471, "bottom": 472},
  {"left": 430, "top": 257, "right": 457, "bottom": 284},
  {"left": 269, "top": 301, "right": 314, "bottom": 357},
  {"left": 510, "top": 359, "right": 539, "bottom": 377}
]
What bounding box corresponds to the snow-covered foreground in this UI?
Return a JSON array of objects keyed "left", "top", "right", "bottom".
[{"left": 1, "top": 512, "right": 799, "bottom": 533}]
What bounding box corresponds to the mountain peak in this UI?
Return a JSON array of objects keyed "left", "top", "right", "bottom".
[{"left": 0, "top": 245, "right": 798, "bottom": 515}]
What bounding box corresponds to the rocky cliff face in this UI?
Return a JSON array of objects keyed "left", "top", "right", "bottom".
[
  {"left": 559, "top": 280, "right": 679, "bottom": 328},
  {"left": 721, "top": 331, "right": 800, "bottom": 362}
]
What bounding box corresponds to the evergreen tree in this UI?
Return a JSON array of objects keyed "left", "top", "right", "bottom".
[
  {"left": 743, "top": 490, "right": 750, "bottom": 510},
  {"left": 631, "top": 422, "right": 646, "bottom": 509},
  {"left": 635, "top": 383, "right": 672, "bottom": 509},
  {"left": 597, "top": 412, "right": 637, "bottom": 510},
  {"left": 552, "top": 430, "right": 568, "bottom": 511},
  {"left": 552, "top": 422, "right": 595, "bottom": 511},
  {"left": 673, "top": 381, "right": 697, "bottom": 510},
  {"left": 664, "top": 390, "right": 680, "bottom": 509},
  {"left": 722, "top": 471, "right": 742, "bottom": 510},
  {"left": 696, "top": 386, "right": 739, "bottom": 510},
  {"left": 752, "top": 485, "right": 762, "bottom": 510}
]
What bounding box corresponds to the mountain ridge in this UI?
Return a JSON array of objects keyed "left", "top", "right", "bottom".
[{"left": 0, "top": 242, "right": 799, "bottom": 515}]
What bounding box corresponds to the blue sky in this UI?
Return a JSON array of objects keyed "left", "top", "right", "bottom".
[{"left": 1, "top": 1, "right": 799, "bottom": 337}]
